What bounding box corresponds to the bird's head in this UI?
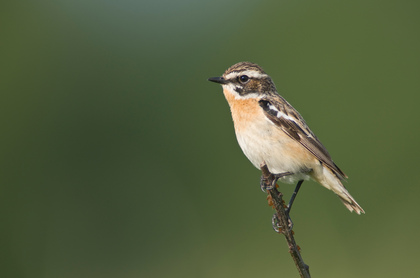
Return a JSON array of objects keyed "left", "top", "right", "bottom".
[{"left": 208, "top": 62, "right": 277, "bottom": 99}]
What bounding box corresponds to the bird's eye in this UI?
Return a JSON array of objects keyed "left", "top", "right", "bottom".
[{"left": 239, "top": 75, "right": 249, "bottom": 83}]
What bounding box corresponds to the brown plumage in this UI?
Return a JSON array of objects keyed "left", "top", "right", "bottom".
[{"left": 209, "top": 62, "right": 364, "bottom": 214}]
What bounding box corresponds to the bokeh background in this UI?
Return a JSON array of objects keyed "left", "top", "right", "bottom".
[{"left": 2, "top": 0, "right": 420, "bottom": 277}]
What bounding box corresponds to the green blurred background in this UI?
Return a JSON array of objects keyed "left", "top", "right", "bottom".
[{"left": 1, "top": 0, "right": 419, "bottom": 277}]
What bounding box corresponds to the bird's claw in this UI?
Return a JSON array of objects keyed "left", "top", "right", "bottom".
[
  {"left": 260, "top": 172, "right": 293, "bottom": 192},
  {"left": 260, "top": 175, "right": 276, "bottom": 192}
]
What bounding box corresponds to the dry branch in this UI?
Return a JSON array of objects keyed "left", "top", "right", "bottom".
[{"left": 261, "top": 165, "right": 311, "bottom": 278}]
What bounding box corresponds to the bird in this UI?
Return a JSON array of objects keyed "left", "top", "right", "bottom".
[{"left": 208, "top": 62, "right": 364, "bottom": 215}]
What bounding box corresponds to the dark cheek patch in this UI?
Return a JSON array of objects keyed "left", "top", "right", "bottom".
[
  {"left": 248, "top": 80, "right": 259, "bottom": 91},
  {"left": 234, "top": 86, "right": 243, "bottom": 94},
  {"left": 236, "top": 80, "right": 259, "bottom": 95}
]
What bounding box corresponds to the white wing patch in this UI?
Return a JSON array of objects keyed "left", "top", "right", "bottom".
[{"left": 267, "top": 103, "right": 299, "bottom": 125}]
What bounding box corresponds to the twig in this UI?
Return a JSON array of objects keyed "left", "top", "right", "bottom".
[{"left": 261, "top": 165, "right": 311, "bottom": 278}]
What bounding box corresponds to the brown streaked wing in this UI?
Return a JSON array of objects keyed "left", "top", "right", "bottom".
[{"left": 259, "top": 98, "right": 347, "bottom": 179}]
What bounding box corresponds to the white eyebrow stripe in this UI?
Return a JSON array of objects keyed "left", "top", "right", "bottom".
[{"left": 225, "top": 70, "right": 268, "bottom": 80}]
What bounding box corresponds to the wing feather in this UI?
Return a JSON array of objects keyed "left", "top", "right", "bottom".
[{"left": 259, "top": 97, "right": 347, "bottom": 179}]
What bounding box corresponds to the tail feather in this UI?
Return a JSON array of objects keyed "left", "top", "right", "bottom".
[
  {"left": 314, "top": 167, "right": 365, "bottom": 214},
  {"left": 338, "top": 191, "right": 365, "bottom": 215}
]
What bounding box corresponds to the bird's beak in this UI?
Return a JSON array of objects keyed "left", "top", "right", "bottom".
[{"left": 208, "top": 76, "right": 228, "bottom": 84}]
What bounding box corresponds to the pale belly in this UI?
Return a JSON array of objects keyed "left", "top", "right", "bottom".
[{"left": 234, "top": 118, "right": 317, "bottom": 184}]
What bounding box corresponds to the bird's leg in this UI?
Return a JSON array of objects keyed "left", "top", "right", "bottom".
[
  {"left": 272, "top": 180, "right": 304, "bottom": 232},
  {"left": 286, "top": 180, "right": 304, "bottom": 215},
  {"left": 260, "top": 171, "right": 294, "bottom": 192}
]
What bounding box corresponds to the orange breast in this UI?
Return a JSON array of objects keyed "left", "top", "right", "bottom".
[{"left": 223, "top": 88, "right": 264, "bottom": 132}]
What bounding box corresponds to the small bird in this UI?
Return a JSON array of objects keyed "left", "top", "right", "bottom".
[{"left": 208, "top": 62, "right": 364, "bottom": 215}]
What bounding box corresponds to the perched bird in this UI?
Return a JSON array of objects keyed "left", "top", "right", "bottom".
[{"left": 208, "top": 62, "right": 364, "bottom": 214}]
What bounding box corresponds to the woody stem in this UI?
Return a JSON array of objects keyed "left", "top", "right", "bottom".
[{"left": 261, "top": 164, "right": 311, "bottom": 278}]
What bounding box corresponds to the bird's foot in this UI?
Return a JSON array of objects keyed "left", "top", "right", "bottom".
[
  {"left": 260, "top": 171, "right": 294, "bottom": 192},
  {"left": 260, "top": 175, "right": 275, "bottom": 192}
]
